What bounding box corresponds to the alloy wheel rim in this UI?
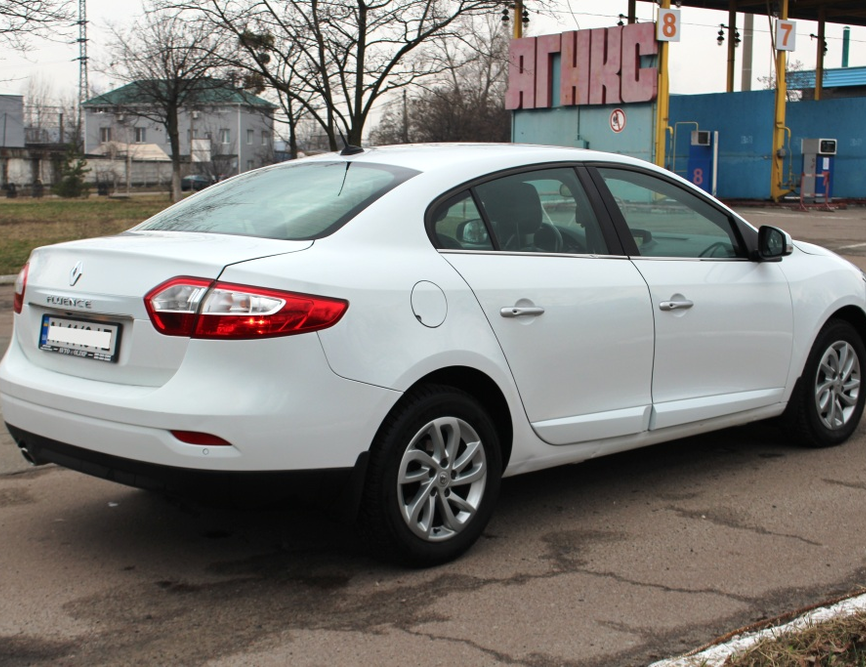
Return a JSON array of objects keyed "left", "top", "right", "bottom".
[
  {"left": 397, "top": 416, "right": 487, "bottom": 542},
  {"left": 814, "top": 340, "right": 861, "bottom": 430}
]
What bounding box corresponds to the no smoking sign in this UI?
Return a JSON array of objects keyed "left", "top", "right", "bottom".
[{"left": 610, "top": 108, "right": 626, "bottom": 133}]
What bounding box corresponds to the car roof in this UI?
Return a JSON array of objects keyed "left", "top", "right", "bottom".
[{"left": 300, "top": 143, "right": 657, "bottom": 176}]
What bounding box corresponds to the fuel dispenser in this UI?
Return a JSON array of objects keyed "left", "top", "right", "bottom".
[
  {"left": 687, "top": 130, "right": 719, "bottom": 196},
  {"left": 801, "top": 138, "right": 837, "bottom": 203}
]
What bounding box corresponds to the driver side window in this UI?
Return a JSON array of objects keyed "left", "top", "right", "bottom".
[{"left": 597, "top": 167, "right": 744, "bottom": 259}]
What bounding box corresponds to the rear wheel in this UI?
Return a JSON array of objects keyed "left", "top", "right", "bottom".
[
  {"left": 360, "top": 385, "right": 502, "bottom": 567},
  {"left": 783, "top": 320, "right": 866, "bottom": 448}
]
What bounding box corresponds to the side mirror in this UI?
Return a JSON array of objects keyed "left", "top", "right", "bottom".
[{"left": 756, "top": 225, "right": 793, "bottom": 262}]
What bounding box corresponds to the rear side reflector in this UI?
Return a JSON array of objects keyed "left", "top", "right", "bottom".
[
  {"left": 13, "top": 263, "right": 28, "bottom": 314},
  {"left": 145, "top": 278, "right": 348, "bottom": 339},
  {"left": 171, "top": 430, "right": 233, "bottom": 446}
]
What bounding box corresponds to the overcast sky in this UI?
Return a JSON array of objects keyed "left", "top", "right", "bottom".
[{"left": 1, "top": 0, "right": 864, "bottom": 101}]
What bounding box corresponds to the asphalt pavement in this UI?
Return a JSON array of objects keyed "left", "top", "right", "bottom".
[{"left": 3, "top": 205, "right": 866, "bottom": 666}]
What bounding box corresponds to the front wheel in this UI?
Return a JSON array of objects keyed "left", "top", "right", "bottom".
[
  {"left": 360, "top": 385, "right": 502, "bottom": 567},
  {"left": 782, "top": 319, "right": 866, "bottom": 448}
]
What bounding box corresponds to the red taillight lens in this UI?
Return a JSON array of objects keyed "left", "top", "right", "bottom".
[
  {"left": 145, "top": 278, "right": 348, "bottom": 339},
  {"left": 13, "top": 263, "right": 28, "bottom": 314}
]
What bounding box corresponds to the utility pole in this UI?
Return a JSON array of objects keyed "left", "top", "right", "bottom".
[{"left": 76, "top": 0, "right": 89, "bottom": 148}]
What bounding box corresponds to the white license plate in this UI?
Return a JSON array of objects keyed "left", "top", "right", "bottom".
[{"left": 40, "top": 315, "right": 122, "bottom": 363}]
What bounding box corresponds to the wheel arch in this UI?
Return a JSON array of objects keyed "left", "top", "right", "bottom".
[
  {"left": 828, "top": 305, "right": 866, "bottom": 341},
  {"left": 400, "top": 366, "right": 514, "bottom": 470}
]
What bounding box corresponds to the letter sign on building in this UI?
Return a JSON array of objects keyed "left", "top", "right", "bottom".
[{"left": 505, "top": 23, "right": 658, "bottom": 110}]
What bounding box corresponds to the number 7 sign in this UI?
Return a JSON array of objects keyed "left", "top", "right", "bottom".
[{"left": 776, "top": 19, "right": 796, "bottom": 51}]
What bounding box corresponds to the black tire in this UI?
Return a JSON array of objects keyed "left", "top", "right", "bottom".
[
  {"left": 359, "top": 384, "right": 502, "bottom": 567},
  {"left": 782, "top": 319, "right": 866, "bottom": 448}
]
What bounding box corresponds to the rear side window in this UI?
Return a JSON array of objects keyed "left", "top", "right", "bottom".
[{"left": 135, "top": 161, "right": 418, "bottom": 240}]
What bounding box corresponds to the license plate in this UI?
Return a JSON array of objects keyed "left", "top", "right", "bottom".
[{"left": 40, "top": 315, "right": 122, "bottom": 363}]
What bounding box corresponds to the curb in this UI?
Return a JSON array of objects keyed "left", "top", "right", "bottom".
[
  {"left": 0, "top": 275, "right": 16, "bottom": 285},
  {"left": 650, "top": 592, "right": 866, "bottom": 666}
]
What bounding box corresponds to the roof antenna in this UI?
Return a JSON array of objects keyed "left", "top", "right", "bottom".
[{"left": 339, "top": 132, "right": 364, "bottom": 156}]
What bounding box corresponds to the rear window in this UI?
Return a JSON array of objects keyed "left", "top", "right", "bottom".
[{"left": 134, "top": 161, "right": 418, "bottom": 240}]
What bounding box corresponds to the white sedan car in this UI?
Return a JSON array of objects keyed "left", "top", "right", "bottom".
[{"left": 2, "top": 144, "right": 864, "bottom": 566}]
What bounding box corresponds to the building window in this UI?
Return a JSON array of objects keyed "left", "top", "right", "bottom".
[
  {"left": 219, "top": 128, "right": 230, "bottom": 144},
  {"left": 246, "top": 129, "right": 254, "bottom": 145},
  {"left": 261, "top": 131, "right": 270, "bottom": 146},
  {"left": 134, "top": 127, "right": 146, "bottom": 143},
  {"left": 99, "top": 127, "right": 112, "bottom": 143},
  {"left": 246, "top": 160, "right": 254, "bottom": 171}
]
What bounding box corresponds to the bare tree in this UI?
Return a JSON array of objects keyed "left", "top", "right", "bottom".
[
  {"left": 103, "top": 7, "right": 223, "bottom": 201},
  {"left": 1, "top": 0, "right": 74, "bottom": 51},
  {"left": 371, "top": 16, "right": 510, "bottom": 144},
  {"left": 23, "top": 75, "right": 80, "bottom": 145},
  {"left": 162, "top": 0, "right": 502, "bottom": 150}
]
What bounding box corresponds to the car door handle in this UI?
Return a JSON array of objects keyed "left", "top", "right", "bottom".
[
  {"left": 659, "top": 300, "right": 694, "bottom": 311},
  {"left": 500, "top": 306, "right": 545, "bottom": 318}
]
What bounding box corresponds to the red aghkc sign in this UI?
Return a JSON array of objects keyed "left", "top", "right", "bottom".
[{"left": 505, "top": 23, "right": 658, "bottom": 110}]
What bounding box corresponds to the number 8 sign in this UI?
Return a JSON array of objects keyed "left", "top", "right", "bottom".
[{"left": 657, "top": 8, "right": 680, "bottom": 42}]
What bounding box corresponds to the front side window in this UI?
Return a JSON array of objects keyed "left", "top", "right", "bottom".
[
  {"left": 135, "top": 161, "right": 418, "bottom": 240},
  {"left": 597, "top": 167, "right": 743, "bottom": 259}
]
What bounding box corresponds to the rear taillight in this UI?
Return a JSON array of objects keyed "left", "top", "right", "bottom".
[
  {"left": 145, "top": 278, "right": 348, "bottom": 339},
  {"left": 13, "top": 263, "right": 28, "bottom": 314}
]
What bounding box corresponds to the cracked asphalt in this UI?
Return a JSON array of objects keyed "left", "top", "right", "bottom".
[{"left": 3, "top": 206, "right": 866, "bottom": 666}]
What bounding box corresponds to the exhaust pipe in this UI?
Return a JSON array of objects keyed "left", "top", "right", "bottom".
[{"left": 18, "top": 445, "right": 41, "bottom": 466}]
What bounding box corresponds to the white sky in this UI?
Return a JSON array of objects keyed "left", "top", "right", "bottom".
[{"left": 1, "top": 0, "right": 865, "bottom": 101}]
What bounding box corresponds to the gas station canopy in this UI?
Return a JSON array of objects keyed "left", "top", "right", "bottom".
[{"left": 641, "top": 1, "right": 866, "bottom": 27}]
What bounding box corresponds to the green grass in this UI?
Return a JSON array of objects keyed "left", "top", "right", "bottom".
[{"left": 0, "top": 196, "right": 173, "bottom": 275}]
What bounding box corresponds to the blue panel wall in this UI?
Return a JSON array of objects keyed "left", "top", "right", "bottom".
[
  {"left": 513, "top": 86, "right": 866, "bottom": 199},
  {"left": 669, "top": 91, "right": 775, "bottom": 200},
  {"left": 787, "top": 98, "right": 866, "bottom": 199}
]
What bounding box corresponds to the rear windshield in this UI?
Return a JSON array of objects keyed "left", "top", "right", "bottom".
[{"left": 134, "top": 161, "right": 418, "bottom": 240}]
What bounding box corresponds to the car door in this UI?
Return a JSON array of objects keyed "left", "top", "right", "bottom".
[
  {"left": 590, "top": 165, "right": 794, "bottom": 430},
  {"left": 431, "top": 166, "right": 655, "bottom": 446}
]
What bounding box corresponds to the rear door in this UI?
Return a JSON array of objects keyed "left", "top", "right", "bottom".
[{"left": 433, "top": 166, "right": 655, "bottom": 446}]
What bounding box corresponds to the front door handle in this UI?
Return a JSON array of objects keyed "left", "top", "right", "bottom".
[
  {"left": 659, "top": 299, "right": 694, "bottom": 311},
  {"left": 500, "top": 306, "right": 545, "bottom": 318}
]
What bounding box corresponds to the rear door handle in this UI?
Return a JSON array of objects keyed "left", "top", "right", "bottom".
[
  {"left": 659, "top": 300, "right": 694, "bottom": 311},
  {"left": 500, "top": 306, "right": 545, "bottom": 318}
]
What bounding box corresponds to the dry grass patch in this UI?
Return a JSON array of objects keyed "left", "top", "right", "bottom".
[
  {"left": 723, "top": 613, "right": 866, "bottom": 667},
  {"left": 0, "top": 196, "right": 172, "bottom": 274}
]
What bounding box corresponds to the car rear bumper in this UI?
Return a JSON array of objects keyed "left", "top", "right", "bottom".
[
  {"left": 5, "top": 423, "right": 368, "bottom": 511},
  {"left": 0, "top": 331, "right": 401, "bottom": 472}
]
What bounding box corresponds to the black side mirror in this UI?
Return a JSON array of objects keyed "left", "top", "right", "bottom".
[{"left": 756, "top": 225, "right": 793, "bottom": 262}]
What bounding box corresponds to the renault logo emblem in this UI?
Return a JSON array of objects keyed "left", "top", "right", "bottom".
[{"left": 69, "top": 261, "right": 84, "bottom": 287}]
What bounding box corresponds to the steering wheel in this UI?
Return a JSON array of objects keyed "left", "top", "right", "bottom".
[
  {"left": 699, "top": 241, "right": 731, "bottom": 258},
  {"left": 534, "top": 222, "right": 564, "bottom": 253}
]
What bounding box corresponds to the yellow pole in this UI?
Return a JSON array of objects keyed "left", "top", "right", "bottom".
[
  {"left": 654, "top": 0, "right": 671, "bottom": 169},
  {"left": 513, "top": 0, "right": 523, "bottom": 39},
  {"left": 770, "top": 0, "right": 791, "bottom": 201}
]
